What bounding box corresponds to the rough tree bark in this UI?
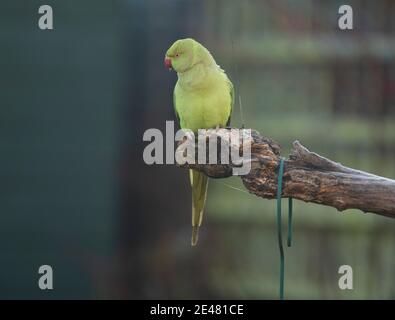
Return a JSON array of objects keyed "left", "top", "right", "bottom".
[{"left": 176, "top": 129, "right": 395, "bottom": 219}]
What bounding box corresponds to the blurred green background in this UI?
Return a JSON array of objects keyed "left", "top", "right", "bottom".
[{"left": 0, "top": 0, "right": 394, "bottom": 299}]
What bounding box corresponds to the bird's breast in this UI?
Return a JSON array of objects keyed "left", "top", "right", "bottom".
[{"left": 176, "top": 80, "right": 231, "bottom": 132}]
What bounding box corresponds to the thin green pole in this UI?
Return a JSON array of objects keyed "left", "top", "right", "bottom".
[
  {"left": 288, "top": 197, "right": 293, "bottom": 247},
  {"left": 276, "top": 158, "right": 285, "bottom": 300}
]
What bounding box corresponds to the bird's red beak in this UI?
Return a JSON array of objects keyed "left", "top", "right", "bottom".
[{"left": 164, "top": 57, "right": 172, "bottom": 70}]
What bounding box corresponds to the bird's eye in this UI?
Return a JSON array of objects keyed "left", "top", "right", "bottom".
[{"left": 176, "top": 53, "right": 180, "bottom": 57}]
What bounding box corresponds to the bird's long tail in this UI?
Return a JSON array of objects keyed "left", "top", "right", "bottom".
[{"left": 189, "top": 169, "right": 209, "bottom": 246}]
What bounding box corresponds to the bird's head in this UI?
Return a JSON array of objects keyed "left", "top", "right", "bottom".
[{"left": 164, "top": 38, "right": 214, "bottom": 73}]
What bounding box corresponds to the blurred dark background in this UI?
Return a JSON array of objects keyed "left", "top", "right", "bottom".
[{"left": 0, "top": 0, "right": 394, "bottom": 299}]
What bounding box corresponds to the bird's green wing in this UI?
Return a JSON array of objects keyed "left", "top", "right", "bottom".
[
  {"left": 173, "top": 89, "right": 180, "bottom": 126},
  {"left": 226, "top": 79, "right": 234, "bottom": 127}
]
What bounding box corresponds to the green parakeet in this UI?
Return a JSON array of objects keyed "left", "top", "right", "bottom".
[{"left": 165, "top": 38, "right": 234, "bottom": 246}]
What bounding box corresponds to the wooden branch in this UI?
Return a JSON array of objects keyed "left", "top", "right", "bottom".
[{"left": 176, "top": 129, "right": 395, "bottom": 219}]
